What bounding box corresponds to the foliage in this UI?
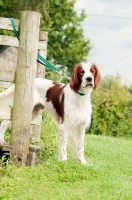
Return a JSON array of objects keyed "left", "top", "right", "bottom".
[
  {"left": 0, "top": 0, "right": 49, "bottom": 19},
  {"left": 128, "top": 85, "right": 132, "bottom": 94},
  {"left": 88, "top": 76, "right": 132, "bottom": 137},
  {"left": 0, "top": 135, "right": 132, "bottom": 199},
  {"left": 0, "top": 153, "right": 10, "bottom": 167},
  {"left": 41, "top": 0, "right": 91, "bottom": 72},
  {"left": 0, "top": 0, "right": 91, "bottom": 72}
]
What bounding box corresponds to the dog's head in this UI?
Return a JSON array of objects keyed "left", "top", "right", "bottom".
[{"left": 70, "top": 62, "right": 101, "bottom": 93}]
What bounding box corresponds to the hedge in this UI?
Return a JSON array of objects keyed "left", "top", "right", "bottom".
[{"left": 88, "top": 76, "right": 132, "bottom": 137}]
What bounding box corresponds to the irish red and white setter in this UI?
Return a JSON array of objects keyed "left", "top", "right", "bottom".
[{"left": 0, "top": 62, "right": 101, "bottom": 164}]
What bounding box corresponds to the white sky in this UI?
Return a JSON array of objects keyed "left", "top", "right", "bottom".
[{"left": 75, "top": 0, "right": 132, "bottom": 85}]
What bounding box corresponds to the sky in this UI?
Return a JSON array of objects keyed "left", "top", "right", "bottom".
[{"left": 75, "top": 0, "right": 132, "bottom": 85}]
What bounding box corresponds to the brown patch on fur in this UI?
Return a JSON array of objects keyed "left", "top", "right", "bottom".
[
  {"left": 33, "top": 103, "right": 44, "bottom": 112},
  {"left": 90, "top": 64, "right": 101, "bottom": 89},
  {"left": 70, "top": 64, "right": 84, "bottom": 93},
  {"left": 32, "top": 103, "right": 45, "bottom": 121},
  {"left": 46, "top": 83, "right": 66, "bottom": 122}
]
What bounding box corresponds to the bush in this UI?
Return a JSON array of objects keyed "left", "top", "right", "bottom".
[{"left": 88, "top": 76, "right": 132, "bottom": 137}]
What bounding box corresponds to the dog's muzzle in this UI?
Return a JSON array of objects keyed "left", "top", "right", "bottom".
[{"left": 86, "top": 77, "right": 94, "bottom": 87}]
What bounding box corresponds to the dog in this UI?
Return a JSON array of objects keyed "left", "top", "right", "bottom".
[{"left": 0, "top": 62, "right": 101, "bottom": 164}]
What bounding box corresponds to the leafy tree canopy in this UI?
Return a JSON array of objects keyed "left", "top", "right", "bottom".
[
  {"left": 0, "top": 0, "right": 91, "bottom": 72},
  {"left": 41, "top": 0, "right": 91, "bottom": 72},
  {"left": 0, "top": 0, "right": 49, "bottom": 19}
]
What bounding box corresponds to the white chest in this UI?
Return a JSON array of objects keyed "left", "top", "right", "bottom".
[{"left": 64, "top": 97, "right": 92, "bottom": 128}]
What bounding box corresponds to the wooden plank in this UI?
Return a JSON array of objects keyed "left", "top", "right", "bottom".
[
  {"left": 0, "top": 35, "right": 47, "bottom": 50},
  {"left": 0, "top": 35, "right": 19, "bottom": 47},
  {"left": 38, "top": 40, "right": 47, "bottom": 50},
  {"left": 0, "top": 81, "right": 14, "bottom": 88},
  {"left": 28, "top": 145, "right": 41, "bottom": 166},
  {"left": 37, "top": 31, "right": 47, "bottom": 78},
  {"left": 29, "top": 145, "right": 41, "bottom": 152},
  {"left": 0, "top": 70, "right": 15, "bottom": 82},
  {"left": 10, "top": 11, "right": 40, "bottom": 167},
  {"left": 0, "top": 18, "right": 48, "bottom": 42},
  {"left": 0, "top": 144, "right": 13, "bottom": 151},
  {"left": 36, "top": 49, "right": 46, "bottom": 78},
  {"left": 35, "top": 31, "right": 48, "bottom": 144},
  {"left": 39, "top": 31, "right": 48, "bottom": 41},
  {"left": 0, "top": 17, "right": 19, "bottom": 31},
  {"left": 31, "top": 125, "right": 41, "bottom": 143},
  {"left": 0, "top": 107, "right": 12, "bottom": 120}
]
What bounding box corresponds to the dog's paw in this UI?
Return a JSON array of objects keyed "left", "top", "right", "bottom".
[
  {"left": 77, "top": 157, "right": 87, "bottom": 165},
  {"left": 80, "top": 158, "right": 87, "bottom": 165},
  {"left": 58, "top": 154, "right": 67, "bottom": 162}
]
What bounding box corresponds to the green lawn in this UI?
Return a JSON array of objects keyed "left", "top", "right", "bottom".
[{"left": 0, "top": 133, "right": 132, "bottom": 200}]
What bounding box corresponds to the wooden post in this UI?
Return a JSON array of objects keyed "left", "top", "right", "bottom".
[
  {"left": 31, "top": 31, "right": 48, "bottom": 144},
  {"left": 36, "top": 31, "right": 48, "bottom": 78},
  {"left": 10, "top": 11, "right": 40, "bottom": 167}
]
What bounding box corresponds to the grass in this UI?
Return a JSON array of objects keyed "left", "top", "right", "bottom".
[{"left": 0, "top": 113, "right": 132, "bottom": 200}]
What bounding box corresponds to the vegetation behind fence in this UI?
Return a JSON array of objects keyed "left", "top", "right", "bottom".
[{"left": 88, "top": 76, "right": 132, "bottom": 137}]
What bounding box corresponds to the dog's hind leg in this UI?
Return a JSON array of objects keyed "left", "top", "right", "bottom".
[
  {"left": 0, "top": 86, "right": 14, "bottom": 107},
  {"left": 0, "top": 87, "right": 14, "bottom": 145},
  {"left": 0, "top": 120, "right": 11, "bottom": 144},
  {"left": 58, "top": 124, "right": 68, "bottom": 161}
]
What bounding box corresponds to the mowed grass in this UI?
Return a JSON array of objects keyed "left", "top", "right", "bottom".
[{"left": 0, "top": 113, "right": 132, "bottom": 200}]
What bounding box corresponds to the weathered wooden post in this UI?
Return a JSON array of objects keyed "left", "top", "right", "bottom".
[
  {"left": 31, "top": 31, "right": 48, "bottom": 145},
  {"left": 36, "top": 31, "right": 48, "bottom": 78},
  {"left": 10, "top": 11, "right": 40, "bottom": 167}
]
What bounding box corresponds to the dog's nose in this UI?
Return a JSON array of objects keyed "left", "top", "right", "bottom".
[{"left": 86, "top": 77, "right": 92, "bottom": 82}]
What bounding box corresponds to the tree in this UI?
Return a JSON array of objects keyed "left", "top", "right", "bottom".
[
  {"left": 0, "top": 0, "right": 49, "bottom": 19},
  {"left": 41, "top": 0, "right": 91, "bottom": 72},
  {"left": 0, "top": 0, "right": 91, "bottom": 72},
  {"left": 0, "top": 0, "right": 49, "bottom": 37}
]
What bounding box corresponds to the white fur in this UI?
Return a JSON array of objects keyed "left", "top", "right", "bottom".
[
  {"left": 0, "top": 62, "right": 97, "bottom": 164},
  {"left": 0, "top": 120, "right": 11, "bottom": 144}
]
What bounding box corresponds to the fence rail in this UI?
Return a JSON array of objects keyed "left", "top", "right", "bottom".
[
  {"left": 0, "top": 17, "right": 19, "bottom": 31},
  {"left": 0, "top": 35, "right": 47, "bottom": 50}
]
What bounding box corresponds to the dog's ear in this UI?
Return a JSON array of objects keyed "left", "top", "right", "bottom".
[
  {"left": 70, "top": 64, "right": 83, "bottom": 93},
  {"left": 90, "top": 64, "right": 101, "bottom": 89}
]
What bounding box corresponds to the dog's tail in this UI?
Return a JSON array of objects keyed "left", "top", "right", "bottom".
[{"left": 0, "top": 85, "right": 15, "bottom": 107}]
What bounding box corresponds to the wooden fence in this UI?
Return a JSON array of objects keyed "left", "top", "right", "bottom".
[{"left": 0, "top": 11, "right": 48, "bottom": 167}]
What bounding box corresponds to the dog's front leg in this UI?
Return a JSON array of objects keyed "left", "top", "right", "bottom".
[
  {"left": 74, "top": 127, "right": 87, "bottom": 165},
  {"left": 58, "top": 124, "right": 67, "bottom": 161}
]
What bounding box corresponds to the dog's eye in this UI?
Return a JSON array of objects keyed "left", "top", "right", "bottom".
[
  {"left": 80, "top": 70, "right": 85, "bottom": 75},
  {"left": 90, "top": 70, "right": 95, "bottom": 75}
]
